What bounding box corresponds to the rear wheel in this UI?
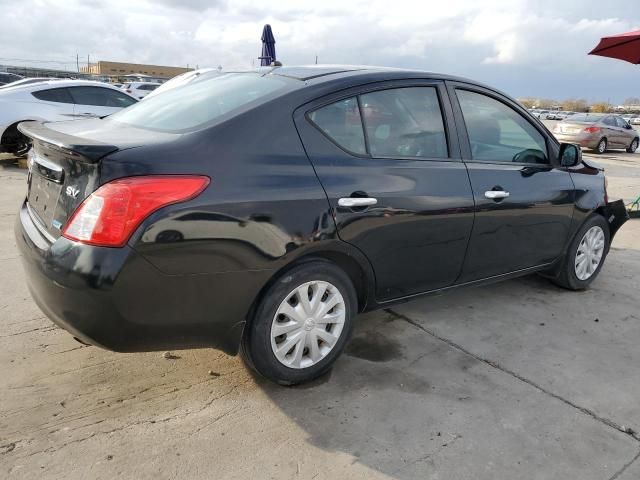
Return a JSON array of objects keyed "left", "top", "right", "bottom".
[
  {"left": 0, "top": 123, "right": 31, "bottom": 157},
  {"left": 240, "top": 261, "right": 357, "bottom": 385},
  {"left": 626, "top": 138, "right": 638, "bottom": 153},
  {"left": 594, "top": 138, "right": 607, "bottom": 154},
  {"left": 552, "top": 215, "right": 610, "bottom": 290}
]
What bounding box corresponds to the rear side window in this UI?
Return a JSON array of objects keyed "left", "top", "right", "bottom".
[
  {"left": 457, "top": 90, "right": 548, "bottom": 164},
  {"left": 360, "top": 87, "right": 448, "bottom": 158},
  {"left": 32, "top": 88, "right": 74, "bottom": 104},
  {"left": 109, "top": 73, "right": 290, "bottom": 132},
  {"left": 68, "top": 86, "right": 136, "bottom": 108},
  {"left": 308, "top": 98, "right": 366, "bottom": 155}
]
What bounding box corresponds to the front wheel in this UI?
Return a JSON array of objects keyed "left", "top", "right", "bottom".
[
  {"left": 626, "top": 138, "right": 638, "bottom": 153},
  {"left": 552, "top": 215, "right": 610, "bottom": 290},
  {"left": 240, "top": 261, "right": 357, "bottom": 385}
]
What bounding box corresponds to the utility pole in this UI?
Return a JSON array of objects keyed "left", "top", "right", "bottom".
[
  {"left": 87, "top": 54, "right": 90, "bottom": 73},
  {"left": 315, "top": 55, "right": 318, "bottom": 65},
  {"left": 76, "top": 53, "right": 80, "bottom": 72}
]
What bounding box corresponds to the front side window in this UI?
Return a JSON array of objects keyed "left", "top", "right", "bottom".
[
  {"left": 105, "top": 90, "right": 137, "bottom": 107},
  {"left": 68, "top": 87, "right": 136, "bottom": 108},
  {"left": 308, "top": 97, "right": 366, "bottom": 155},
  {"left": 360, "top": 87, "right": 448, "bottom": 158},
  {"left": 615, "top": 116, "right": 628, "bottom": 128},
  {"left": 69, "top": 87, "right": 117, "bottom": 107},
  {"left": 31, "top": 88, "right": 74, "bottom": 104},
  {"left": 457, "top": 90, "right": 548, "bottom": 164}
]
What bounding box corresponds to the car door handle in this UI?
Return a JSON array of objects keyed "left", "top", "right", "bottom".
[
  {"left": 338, "top": 197, "right": 378, "bottom": 207},
  {"left": 484, "top": 190, "right": 510, "bottom": 199}
]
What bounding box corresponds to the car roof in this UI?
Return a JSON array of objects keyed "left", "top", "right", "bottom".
[
  {"left": 2, "top": 79, "right": 125, "bottom": 92},
  {"left": 34, "top": 79, "right": 123, "bottom": 89},
  {"left": 256, "top": 64, "right": 480, "bottom": 85}
]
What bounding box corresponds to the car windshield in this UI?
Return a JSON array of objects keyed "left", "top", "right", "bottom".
[{"left": 108, "top": 73, "right": 291, "bottom": 132}]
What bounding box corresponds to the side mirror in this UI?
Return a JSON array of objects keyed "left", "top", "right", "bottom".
[
  {"left": 559, "top": 143, "right": 582, "bottom": 167},
  {"left": 626, "top": 124, "right": 633, "bottom": 130}
]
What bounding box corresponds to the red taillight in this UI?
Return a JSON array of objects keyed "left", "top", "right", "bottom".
[
  {"left": 584, "top": 126, "right": 600, "bottom": 133},
  {"left": 62, "top": 175, "right": 209, "bottom": 247}
]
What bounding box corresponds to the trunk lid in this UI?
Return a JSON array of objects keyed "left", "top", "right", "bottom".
[
  {"left": 19, "top": 118, "right": 183, "bottom": 241},
  {"left": 554, "top": 120, "right": 596, "bottom": 135},
  {"left": 19, "top": 121, "right": 119, "bottom": 241}
]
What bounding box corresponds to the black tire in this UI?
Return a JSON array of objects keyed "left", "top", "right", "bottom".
[
  {"left": 552, "top": 215, "right": 610, "bottom": 291},
  {"left": 240, "top": 260, "right": 357, "bottom": 385},
  {"left": 626, "top": 138, "right": 638, "bottom": 154},
  {"left": 593, "top": 138, "right": 607, "bottom": 154},
  {"left": 0, "top": 122, "right": 31, "bottom": 157}
]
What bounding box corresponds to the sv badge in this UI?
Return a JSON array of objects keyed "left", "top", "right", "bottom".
[{"left": 66, "top": 185, "right": 80, "bottom": 199}]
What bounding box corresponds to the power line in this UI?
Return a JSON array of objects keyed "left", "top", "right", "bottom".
[{"left": 0, "top": 57, "right": 79, "bottom": 66}]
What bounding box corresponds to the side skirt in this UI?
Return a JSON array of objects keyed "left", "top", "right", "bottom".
[{"left": 368, "top": 263, "right": 554, "bottom": 311}]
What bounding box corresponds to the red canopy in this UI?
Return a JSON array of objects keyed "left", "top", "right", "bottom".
[{"left": 589, "top": 30, "right": 640, "bottom": 64}]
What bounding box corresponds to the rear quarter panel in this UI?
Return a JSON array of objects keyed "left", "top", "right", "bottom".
[{"left": 101, "top": 101, "right": 341, "bottom": 277}]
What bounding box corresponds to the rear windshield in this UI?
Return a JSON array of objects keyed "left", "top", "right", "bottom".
[
  {"left": 566, "top": 114, "right": 600, "bottom": 122},
  {"left": 109, "top": 73, "right": 290, "bottom": 132}
]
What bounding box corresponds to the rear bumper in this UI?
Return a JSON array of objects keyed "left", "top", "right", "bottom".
[
  {"left": 14, "top": 201, "right": 267, "bottom": 355},
  {"left": 554, "top": 133, "right": 600, "bottom": 149}
]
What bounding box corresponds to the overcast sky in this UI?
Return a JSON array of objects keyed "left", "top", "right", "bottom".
[{"left": 1, "top": 0, "right": 639, "bottom": 102}]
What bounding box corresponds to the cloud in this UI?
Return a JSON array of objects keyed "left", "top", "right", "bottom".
[{"left": 1, "top": 0, "right": 639, "bottom": 100}]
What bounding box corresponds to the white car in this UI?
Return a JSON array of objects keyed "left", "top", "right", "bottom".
[
  {"left": 122, "top": 81, "right": 161, "bottom": 100},
  {"left": 0, "top": 80, "right": 137, "bottom": 155},
  {"left": 0, "top": 77, "right": 62, "bottom": 89}
]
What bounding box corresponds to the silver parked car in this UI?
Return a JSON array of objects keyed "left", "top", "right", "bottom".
[{"left": 553, "top": 114, "right": 639, "bottom": 154}]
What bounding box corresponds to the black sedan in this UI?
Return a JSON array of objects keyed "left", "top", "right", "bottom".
[{"left": 15, "top": 66, "right": 628, "bottom": 385}]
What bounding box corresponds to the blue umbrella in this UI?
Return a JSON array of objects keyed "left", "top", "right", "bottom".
[{"left": 260, "top": 24, "right": 276, "bottom": 66}]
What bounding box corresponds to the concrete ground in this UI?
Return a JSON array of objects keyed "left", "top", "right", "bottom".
[{"left": 0, "top": 150, "right": 639, "bottom": 480}]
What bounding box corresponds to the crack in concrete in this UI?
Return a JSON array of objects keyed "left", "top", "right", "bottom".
[
  {"left": 0, "top": 324, "right": 56, "bottom": 338},
  {"left": 608, "top": 449, "right": 640, "bottom": 480},
  {"left": 392, "top": 433, "right": 462, "bottom": 475},
  {"left": 386, "top": 308, "right": 640, "bottom": 443}
]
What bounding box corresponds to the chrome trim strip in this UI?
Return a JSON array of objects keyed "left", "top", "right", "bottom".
[{"left": 34, "top": 154, "right": 63, "bottom": 173}]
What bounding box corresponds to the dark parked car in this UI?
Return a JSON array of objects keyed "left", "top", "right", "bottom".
[
  {"left": 15, "top": 66, "right": 628, "bottom": 385},
  {"left": 0, "top": 72, "right": 23, "bottom": 86}
]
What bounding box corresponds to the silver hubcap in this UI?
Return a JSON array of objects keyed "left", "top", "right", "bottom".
[
  {"left": 270, "top": 281, "right": 346, "bottom": 369},
  {"left": 574, "top": 226, "right": 605, "bottom": 281},
  {"left": 598, "top": 140, "right": 606, "bottom": 153}
]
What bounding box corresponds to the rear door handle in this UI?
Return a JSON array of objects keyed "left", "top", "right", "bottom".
[
  {"left": 484, "top": 190, "right": 510, "bottom": 199},
  {"left": 338, "top": 197, "right": 378, "bottom": 207}
]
